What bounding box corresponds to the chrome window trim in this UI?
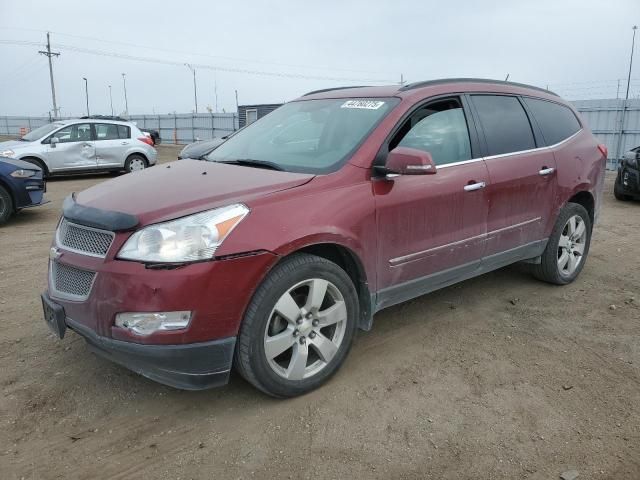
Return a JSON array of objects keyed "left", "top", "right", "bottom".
[
  {"left": 48, "top": 260, "right": 98, "bottom": 302},
  {"left": 436, "top": 128, "right": 582, "bottom": 169},
  {"left": 55, "top": 218, "right": 115, "bottom": 259},
  {"left": 389, "top": 217, "right": 542, "bottom": 266}
]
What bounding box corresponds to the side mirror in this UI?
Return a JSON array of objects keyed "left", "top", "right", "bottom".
[
  {"left": 50, "top": 137, "right": 59, "bottom": 148},
  {"left": 383, "top": 146, "right": 436, "bottom": 178}
]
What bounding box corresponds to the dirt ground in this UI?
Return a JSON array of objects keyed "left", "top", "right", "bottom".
[{"left": 0, "top": 143, "right": 639, "bottom": 480}]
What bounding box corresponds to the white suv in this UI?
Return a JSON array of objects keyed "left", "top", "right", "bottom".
[{"left": 0, "top": 119, "right": 157, "bottom": 176}]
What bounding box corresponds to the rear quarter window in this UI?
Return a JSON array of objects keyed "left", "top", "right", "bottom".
[
  {"left": 470, "top": 95, "right": 536, "bottom": 156},
  {"left": 523, "top": 97, "right": 581, "bottom": 146},
  {"left": 117, "top": 125, "right": 131, "bottom": 139}
]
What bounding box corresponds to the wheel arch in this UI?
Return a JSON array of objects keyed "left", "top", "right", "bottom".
[
  {"left": 567, "top": 190, "right": 595, "bottom": 225},
  {"left": 0, "top": 176, "right": 16, "bottom": 213},
  {"left": 274, "top": 242, "right": 374, "bottom": 332},
  {"left": 18, "top": 155, "right": 49, "bottom": 176}
]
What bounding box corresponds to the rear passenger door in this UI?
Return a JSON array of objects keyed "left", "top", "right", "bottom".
[
  {"left": 469, "top": 94, "right": 556, "bottom": 258},
  {"left": 94, "top": 123, "right": 131, "bottom": 168}
]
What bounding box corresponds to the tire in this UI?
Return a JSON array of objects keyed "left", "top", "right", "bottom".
[
  {"left": 0, "top": 184, "right": 13, "bottom": 225},
  {"left": 235, "top": 253, "right": 359, "bottom": 398},
  {"left": 531, "top": 202, "right": 592, "bottom": 285},
  {"left": 22, "top": 157, "right": 49, "bottom": 178},
  {"left": 614, "top": 172, "right": 631, "bottom": 201},
  {"left": 125, "top": 154, "right": 147, "bottom": 173}
]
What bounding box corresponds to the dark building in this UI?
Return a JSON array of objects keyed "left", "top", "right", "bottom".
[{"left": 238, "top": 104, "right": 282, "bottom": 128}]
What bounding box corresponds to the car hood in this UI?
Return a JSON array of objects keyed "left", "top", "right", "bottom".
[
  {"left": 0, "top": 140, "right": 30, "bottom": 150},
  {"left": 0, "top": 157, "right": 42, "bottom": 170},
  {"left": 75, "top": 160, "right": 315, "bottom": 226}
]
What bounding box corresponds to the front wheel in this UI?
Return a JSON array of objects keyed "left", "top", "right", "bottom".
[
  {"left": 531, "top": 202, "right": 592, "bottom": 285},
  {"left": 0, "top": 184, "right": 13, "bottom": 225},
  {"left": 125, "top": 154, "right": 147, "bottom": 173},
  {"left": 235, "top": 253, "right": 358, "bottom": 398}
]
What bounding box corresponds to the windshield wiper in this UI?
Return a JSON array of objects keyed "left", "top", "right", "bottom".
[{"left": 218, "top": 159, "right": 284, "bottom": 171}]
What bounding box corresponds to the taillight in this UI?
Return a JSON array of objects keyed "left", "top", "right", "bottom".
[
  {"left": 597, "top": 144, "right": 608, "bottom": 159},
  {"left": 138, "top": 136, "right": 154, "bottom": 146}
]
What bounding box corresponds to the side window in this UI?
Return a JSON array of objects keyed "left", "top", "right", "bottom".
[
  {"left": 117, "top": 125, "right": 131, "bottom": 139},
  {"left": 523, "top": 97, "right": 581, "bottom": 146},
  {"left": 94, "top": 123, "right": 120, "bottom": 141},
  {"left": 390, "top": 98, "right": 472, "bottom": 166},
  {"left": 53, "top": 123, "right": 92, "bottom": 143},
  {"left": 471, "top": 95, "right": 535, "bottom": 156}
]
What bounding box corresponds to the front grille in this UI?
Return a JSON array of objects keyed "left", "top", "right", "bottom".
[
  {"left": 57, "top": 218, "right": 114, "bottom": 257},
  {"left": 51, "top": 262, "right": 96, "bottom": 300}
]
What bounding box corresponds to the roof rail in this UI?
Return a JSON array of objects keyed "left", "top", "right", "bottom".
[
  {"left": 398, "top": 78, "right": 558, "bottom": 96},
  {"left": 302, "top": 85, "right": 372, "bottom": 96}
]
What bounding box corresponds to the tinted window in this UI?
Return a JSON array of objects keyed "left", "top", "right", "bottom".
[
  {"left": 53, "top": 123, "right": 92, "bottom": 143},
  {"left": 95, "top": 123, "right": 120, "bottom": 140},
  {"left": 523, "top": 97, "right": 581, "bottom": 146},
  {"left": 471, "top": 95, "right": 535, "bottom": 156},
  {"left": 396, "top": 106, "right": 471, "bottom": 165},
  {"left": 117, "top": 125, "right": 130, "bottom": 139}
]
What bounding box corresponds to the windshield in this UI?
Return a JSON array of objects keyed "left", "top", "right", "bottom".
[
  {"left": 21, "top": 123, "right": 64, "bottom": 142},
  {"left": 206, "top": 98, "right": 399, "bottom": 173}
]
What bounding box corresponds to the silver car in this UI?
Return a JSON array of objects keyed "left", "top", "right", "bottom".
[{"left": 0, "top": 119, "right": 157, "bottom": 176}]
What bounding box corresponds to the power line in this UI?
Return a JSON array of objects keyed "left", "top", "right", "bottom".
[{"left": 0, "top": 26, "right": 391, "bottom": 76}]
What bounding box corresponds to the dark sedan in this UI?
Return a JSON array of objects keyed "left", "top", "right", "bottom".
[
  {"left": 0, "top": 158, "right": 47, "bottom": 224},
  {"left": 177, "top": 137, "right": 226, "bottom": 160}
]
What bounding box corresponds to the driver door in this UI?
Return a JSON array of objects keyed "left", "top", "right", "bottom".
[
  {"left": 374, "top": 97, "right": 490, "bottom": 308},
  {"left": 45, "top": 123, "right": 96, "bottom": 172}
]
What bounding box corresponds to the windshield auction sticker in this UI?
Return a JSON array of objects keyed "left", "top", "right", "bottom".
[{"left": 341, "top": 100, "right": 386, "bottom": 110}]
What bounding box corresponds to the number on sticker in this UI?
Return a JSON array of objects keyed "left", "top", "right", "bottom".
[{"left": 341, "top": 100, "right": 385, "bottom": 110}]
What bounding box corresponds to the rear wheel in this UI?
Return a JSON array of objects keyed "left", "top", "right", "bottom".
[
  {"left": 235, "top": 253, "right": 358, "bottom": 398},
  {"left": 0, "top": 185, "right": 13, "bottom": 225},
  {"left": 614, "top": 172, "right": 631, "bottom": 201},
  {"left": 125, "top": 154, "right": 147, "bottom": 173},
  {"left": 531, "top": 202, "right": 591, "bottom": 285}
]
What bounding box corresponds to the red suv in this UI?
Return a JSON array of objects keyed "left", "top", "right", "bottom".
[{"left": 42, "top": 79, "right": 606, "bottom": 397}]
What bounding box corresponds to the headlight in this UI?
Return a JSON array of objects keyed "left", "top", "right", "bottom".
[
  {"left": 0, "top": 149, "right": 15, "bottom": 157},
  {"left": 117, "top": 203, "right": 249, "bottom": 263},
  {"left": 10, "top": 169, "right": 37, "bottom": 178}
]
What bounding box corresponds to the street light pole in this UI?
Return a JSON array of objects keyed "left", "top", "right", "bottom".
[
  {"left": 615, "top": 26, "right": 638, "bottom": 163},
  {"left": 108, "top": 85, "right": 114, "bottom": 116},
  {"left": 82, "top": 77, "right": 90, "bottom": 116},
  {"left": 122, "top": 73, "right": 129, "bottom": 117},
  {"left": 185, "top": 64, "right": 198, "bottom": 113},
  {"left": 625, "top": 26, "right": 637, "bottom": 101}
]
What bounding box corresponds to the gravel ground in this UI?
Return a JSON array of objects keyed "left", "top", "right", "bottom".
[{"left": 1, "top": 144, "right": 639, "bottom": 479}]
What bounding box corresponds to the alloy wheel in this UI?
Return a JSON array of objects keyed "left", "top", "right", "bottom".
[
  {"left": 263, "top": 278, "right": 348, "bottom": 381},
  {"left": 557, "top": 214, "right": 587, "bottom": 276}
]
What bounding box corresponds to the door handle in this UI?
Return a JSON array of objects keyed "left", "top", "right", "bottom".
[
  {"left": 82, "top": 143, "right": 92, "bottom": 147},
  {"left": 121, "top": 141, "right": 129, "bottom": 145},
  {"left": 464, "top": 181, "right": 486, "bottom": 192},
  {"left": 539, "top": 167, "right": 555, "bottom": 176}
]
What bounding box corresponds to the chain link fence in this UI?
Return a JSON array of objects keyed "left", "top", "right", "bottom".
[{"left": 0, "top": 113, "right": 239, "bottom": 144}]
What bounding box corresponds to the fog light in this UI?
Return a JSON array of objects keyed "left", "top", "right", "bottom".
[{"left": 115, "top": 311, "right": 192, "bottom": 335}]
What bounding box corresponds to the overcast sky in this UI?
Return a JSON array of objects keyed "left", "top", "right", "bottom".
[{"left": 0, "top": 0, "right": 639, "bottom": 117}]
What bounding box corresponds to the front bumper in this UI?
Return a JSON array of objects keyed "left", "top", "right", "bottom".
[
  {"left": 42, "top": 290, "right": 236, "bottom": 390},
  {"left": 618, "top": 166, "right": 640, "bottom": 196}
]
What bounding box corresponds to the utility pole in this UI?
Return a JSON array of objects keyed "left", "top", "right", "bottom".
[
  {"left": 108, "top": 85, "right": 114, "bottom": 116},
  {"left": 616, "top": 79, "right": 621, "bottom": 99},
  {"left": 38, "top": 32, "right": 60, "bottom": 119},
  {"left": 185, "top": 64, "right": 198, "bottom": 113},
  {"left": 122, "top": 73, "right": 129, "bottom": 117},
  {"left": 214, "top": 72, "right": 218, "bottom": 113},
  {"left": 615, "top": 26, "right": 638, "bottom": 164},
  {"left": 82, "top": 77, "right": 90, "bottom": 116}
]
